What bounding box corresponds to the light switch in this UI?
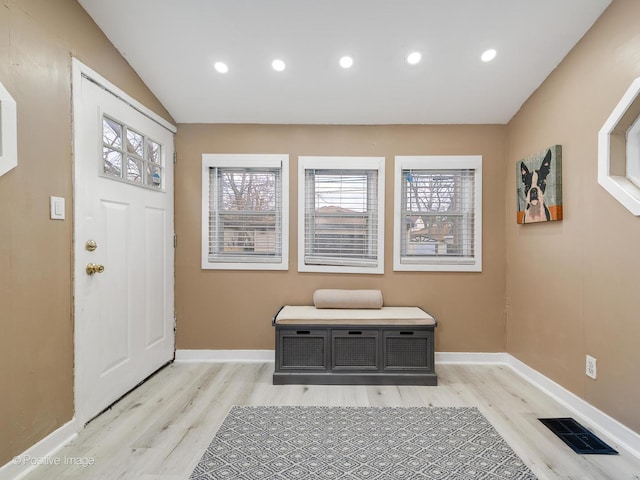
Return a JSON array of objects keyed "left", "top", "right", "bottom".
[{"left": 50, "top": 196, "right": 65, "bottom": 220}]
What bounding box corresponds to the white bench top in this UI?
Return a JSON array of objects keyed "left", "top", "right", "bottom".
[{"left": 274, "top": 306, "right": 436, "bottom": 326}]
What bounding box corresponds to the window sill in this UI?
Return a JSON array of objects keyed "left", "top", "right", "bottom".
[
  {"left": 298, "top": 263, "right": 384, "bottom": 275},
  {"left": 596, "top": 174, "right": 640, "bottom": 216},
  {"left": 202, "top": 261, "right": 289, "bottom": 271},
  {"left": 394, "top": 260, "right": 482, "bottom": 272}
]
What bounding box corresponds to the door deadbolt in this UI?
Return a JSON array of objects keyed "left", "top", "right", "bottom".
[{"left": 86, "top": 240, "right": 97, "bottom": 252}]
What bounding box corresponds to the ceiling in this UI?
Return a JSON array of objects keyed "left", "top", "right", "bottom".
[{"left": 78, "top": 0, "right": 611, "bottom": 125}]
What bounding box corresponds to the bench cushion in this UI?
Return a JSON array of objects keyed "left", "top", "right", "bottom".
[
  {"left": 274, "top": 305, "right": 436, "bottom": 326},
  {"left": 313, "top": 289, "right": 383, "bottom": 309}
]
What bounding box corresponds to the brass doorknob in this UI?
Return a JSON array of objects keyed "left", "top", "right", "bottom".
[{"left": 86, "top": 263, "right": 105, "bottom": 275}]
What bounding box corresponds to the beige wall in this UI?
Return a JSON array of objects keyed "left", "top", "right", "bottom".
[
  {"left": 0, "top": 0, "right": 172, "bottom": 466},
  {"left": 175, "top": 124, "right": 507, "bottom": 353},
  {"left": 506, "top": 0, "right": 640, "bottom": 433}
]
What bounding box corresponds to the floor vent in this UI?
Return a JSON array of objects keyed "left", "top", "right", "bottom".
[{"left": 539, "top": 417, "right": 618, "bottom": 455}]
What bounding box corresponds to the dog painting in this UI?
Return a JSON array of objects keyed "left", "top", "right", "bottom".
[{"left": 516, "top": 145, "right": 562, "bottom": 224}]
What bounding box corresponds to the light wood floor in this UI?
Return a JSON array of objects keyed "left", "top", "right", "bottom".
[{"left": 23, "top": 362, "right": 640, "bottom": 480}]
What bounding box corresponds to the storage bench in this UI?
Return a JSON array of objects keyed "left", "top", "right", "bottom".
[{"left": 272, "top": 306, "right": 437, "bottom": 386}]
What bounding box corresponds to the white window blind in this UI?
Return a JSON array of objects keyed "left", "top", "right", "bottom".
[
  {"left": 299, "top": 157, "right": 385, "bottom": 274},
  {"left": 202, "top": 154, "right": 288, "bottom": 270},
  {"left": 394, "top": 156, "right": 482, "bottom": 272}
]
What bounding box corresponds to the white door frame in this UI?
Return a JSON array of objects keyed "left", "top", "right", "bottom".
[{"left": 71, "top": 58, "right": 177, "bottom": 425}]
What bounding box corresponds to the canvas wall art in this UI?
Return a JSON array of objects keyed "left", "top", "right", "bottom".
[{"left": 516, "top": 145, "right": 563, "bottom": 224}]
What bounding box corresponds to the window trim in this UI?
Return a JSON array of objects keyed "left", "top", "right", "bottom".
[
  {"left": 0, "top": 81, "right": 18, "bottom": 177},
  {"left": 598, "top": 76, "right": 640, "bottom": 216},
  {"left": 393, "top": 155, "right": 482, "bottom": 272},
  {"left": 201, "top": 154, "right": 289, "bottom": 270},
  {"left": 298, "top": 156, "right": 385, "bottom": 274}
]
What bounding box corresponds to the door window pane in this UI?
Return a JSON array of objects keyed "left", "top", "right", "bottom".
[
  {"left": 146, "top": 164, "right": 162, "bottom": 188},
  {"left": 103, "top": 147, "right": 122, "bottom": 177},
  {"left": 147, "top": 139, "right": 160, "bottom": 163},
  {"left": 103, "top": 117, "right": 122, "bottom": 149},
  {"left": 127, "top": 156, "right": 143, "bottom": 183},
  {"left": 126, "top": 129, "right": 144, "bottom": 156}
]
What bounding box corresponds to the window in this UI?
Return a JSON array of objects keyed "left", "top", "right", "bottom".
[
  {"left": 0, "top": 81, "right": 17, "bottom": 177},
  {"left": 102, "top": 115, "right": 164, "bottom": 189},
  {"left": 298, "top": 156, "right": 385, "bottom": 274},
  {"left": 202, "top": 154, "right": 289, "bottom": 270},
  {"left": 394, "top": 156, "right": 482, "bottom": 272},
  {"left": 598, "top": 76, "right": 640, "bottom": 216}
]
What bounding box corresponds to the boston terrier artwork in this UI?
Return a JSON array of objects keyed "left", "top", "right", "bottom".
[{"left": 516, "top": 145, "right": 562, "bottom": 224}]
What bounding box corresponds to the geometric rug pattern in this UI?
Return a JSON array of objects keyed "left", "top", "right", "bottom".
[{"left": 190, "top": 406, "right": 537, "bottom": 479}]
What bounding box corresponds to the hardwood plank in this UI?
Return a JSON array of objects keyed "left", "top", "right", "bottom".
[{"left": 21, "top": 362, "right": 640, "bottom": 480}]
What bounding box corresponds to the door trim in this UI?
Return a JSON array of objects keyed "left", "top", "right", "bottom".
[
  {"left": 72, "top": 59, "right": 176, "bottom": 134},
  {"left": 71, "top": 58, "right": 176, "bottom": 425}
]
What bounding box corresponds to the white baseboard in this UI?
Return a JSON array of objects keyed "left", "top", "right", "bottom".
[
  {"left": 0, "top": 418, "right": 79, "bottom": 480},
  {"left": 175, "top": 350, "right": 509, "bottom": 365},
  {"left": 435, "top": 351, "right": 509, "bottom": 364},
  {"left": 175, "top": 349, "right": 275, "bottom": 363}
]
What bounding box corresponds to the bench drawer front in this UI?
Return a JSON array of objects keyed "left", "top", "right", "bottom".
[
  {"left": 278, "top": 329, "right": 328, "bottom": 370},
  {"left": 331, "top": 330, "right": 379, "bottom": 371},
  {"left": 383, "top": 330, "right": 434, "bottom": 372}
]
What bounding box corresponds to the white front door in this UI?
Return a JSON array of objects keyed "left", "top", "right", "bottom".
[{"left": 73, "top": 60, "right": 175, "bottom": 424}]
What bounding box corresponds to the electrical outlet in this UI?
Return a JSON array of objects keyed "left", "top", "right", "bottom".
[{"left": 586, "top": 355, "right": 597, "bottom": 379}]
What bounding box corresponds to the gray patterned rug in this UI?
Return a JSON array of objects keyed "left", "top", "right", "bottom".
[{"left": 190, "top": 406, "right": 536, "bottom": 479}]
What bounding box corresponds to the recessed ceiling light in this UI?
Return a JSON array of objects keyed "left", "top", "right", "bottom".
[
  {"left": 481, "top": 49, "right": 497, "bottom": 62},
  {"left": 272, "top": 59, "right": 286, "bottom": 72},
  {"left": 339, "top": 56, "right": 354, "bottom": 69},
  {"left": 214, "top": 62, "right": 228, "bottom": 74},
  {"left": 406, "top": 51, "right": 422, "bottom": 65}
]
